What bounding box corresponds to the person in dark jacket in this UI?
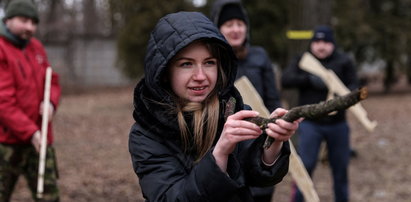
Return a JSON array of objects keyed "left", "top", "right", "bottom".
[
  {"left": 210, "top": 0, "right": 281, "bottom": 113},
  {"left": 210, "top": 1, "right": 282, "bottom": 201},
  {"left": 0, "top": 0, "right": 61, "bottom": 201},
  {"left": 282, "top": 25, "right": 359, "bottom": 202},
  {"left": 129, "top": 11, "right": 300, "bottom": 202}
]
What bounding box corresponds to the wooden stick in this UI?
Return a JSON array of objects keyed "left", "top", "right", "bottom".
[
  {"left": 245, "top": 88, "right": 368, "bottom": 148},
  {"left": 288, "top": 141, "right": 320, "bottom": 202},
  {"left": 37, "top": 67, "right": 52, "bottom": 199},
  {"left": 234, "top": 76, "right": 320, "bottom": 202}
]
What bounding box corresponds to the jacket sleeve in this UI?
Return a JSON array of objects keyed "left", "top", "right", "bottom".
[
  {"left": 0, "top": 51, "right": 38, "bottom": 140},
  {"left": 238, "top": 134, "right": 291, "bottom": 187},
  {"left": 260, "top": 52, "right": 282, "bottom": 112},
  {"left": 129, "top": 124, "right": 245, "bottom": 202},
  {"left": 281, "top": 55, "right": 311, "bottom": 89}
]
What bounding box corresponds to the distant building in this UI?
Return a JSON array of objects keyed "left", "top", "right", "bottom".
[{"left": 45, "top": 37, "right": 132, "bottom": 90}]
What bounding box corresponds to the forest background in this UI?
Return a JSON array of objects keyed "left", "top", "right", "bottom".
[{"left": 1, "top": 0, "right": 410, "bottom": 91}]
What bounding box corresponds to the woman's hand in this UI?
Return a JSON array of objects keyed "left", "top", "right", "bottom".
[
  {"left": 265, "top": 108, "right": 301, "bottom": 142},
  {"left": 213, "top": 110, "right": 262, "bottom": 171},
  {"left": 262, "top": 108, "right": 301, "bottom": 165}
]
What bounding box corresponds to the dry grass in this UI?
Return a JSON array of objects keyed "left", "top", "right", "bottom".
[{"left": 10, "top": 80, "right": 411, "bottom": 202}]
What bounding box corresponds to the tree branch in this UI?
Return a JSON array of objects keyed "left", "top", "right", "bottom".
[{"left": 245, "top": 88, "right": 368, "bottom": 149}]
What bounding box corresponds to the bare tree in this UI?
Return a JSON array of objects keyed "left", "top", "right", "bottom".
[{"left": 83, "top": 0, "right": 98, "bottom": 37}]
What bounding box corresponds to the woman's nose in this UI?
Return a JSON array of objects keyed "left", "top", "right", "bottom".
[{"left": 193, "top": 66, "right": 206, "bottom": 80}]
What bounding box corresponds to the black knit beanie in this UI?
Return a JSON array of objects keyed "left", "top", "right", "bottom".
[
  {"left": 218, "top": 4, "right": 246, "bottom": 27},
  {"left": 4, "top": 0, "right": 39, "bottom": 23},
  {"left": 311, "top": 25, "right": 335, "bottom": 44}
]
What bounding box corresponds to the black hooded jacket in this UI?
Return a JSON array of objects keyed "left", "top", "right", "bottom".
[
  {"left": 210, "top": 0, "right": 282, "bottom": 112},
  {"left": 129, "top": 12, "right": 290, "bottom": 202}
]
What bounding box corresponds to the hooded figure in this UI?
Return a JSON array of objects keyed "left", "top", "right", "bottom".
[{"left": 129, "top": 12, "right": 295, "bottom": 202}]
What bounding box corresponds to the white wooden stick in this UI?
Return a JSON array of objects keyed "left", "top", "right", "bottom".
[
  {"left": 234, "top": 76, "right": 320, "bottom": 202},
  {"left": 37, "top": 67, "right": 52, "bottom": 198}
]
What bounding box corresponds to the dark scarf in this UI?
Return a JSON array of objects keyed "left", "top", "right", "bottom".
[{"left": 0, "top": 21, "right": 30, "bottom": 49}]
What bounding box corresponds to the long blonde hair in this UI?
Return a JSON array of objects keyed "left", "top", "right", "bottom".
[{"left": 170, "top": 39, "right": 229, "bottom": 161}]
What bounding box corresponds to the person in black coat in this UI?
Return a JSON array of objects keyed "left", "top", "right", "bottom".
[
  {"left": 282, "top": 25, "right": 359, "bottom": 202},
  {"left": 129, "top": 11, "right": 300, "bottom": 202}
]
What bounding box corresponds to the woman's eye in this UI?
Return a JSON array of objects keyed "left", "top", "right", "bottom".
[
  {"left": 205, "top": 59, "right": 217, "bottom": 66},
  {"left": 180, "top": 62, "right": 192, "bottom": 67}
]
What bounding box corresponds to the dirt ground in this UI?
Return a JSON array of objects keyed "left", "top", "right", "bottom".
[{"left": 10, "top": 78, "right": 411, "bottom": 202}]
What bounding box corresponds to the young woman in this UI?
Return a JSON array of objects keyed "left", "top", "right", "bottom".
[{"left": 129, "top": 11, "right": 299, "bottom": 201}]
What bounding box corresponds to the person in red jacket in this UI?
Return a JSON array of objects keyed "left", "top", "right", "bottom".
[{"left": 0, "top": 0, "right": 61, "bottom": 201}]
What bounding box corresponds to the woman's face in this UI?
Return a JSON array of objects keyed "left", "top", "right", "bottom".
[
  {"left": 310, "top": 40, "right": 335, "bottom": 59},
  {"left": 219, "top": 19, "right": 247, "bottom": 49},
  {"left": 168, "top": 42, "right": 218, "bottom": 103}
]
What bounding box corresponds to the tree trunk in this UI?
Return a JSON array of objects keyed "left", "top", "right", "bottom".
[{"left": 83, "top": 0, "right": 98, "bottom": 37}]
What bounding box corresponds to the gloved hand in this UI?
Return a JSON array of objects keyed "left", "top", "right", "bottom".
[
  {"left": 31, "top": 130, "right": 41, "bottom": 152},
  {"left": 308, "top": 74, "right": 328, "bottom": 90}
]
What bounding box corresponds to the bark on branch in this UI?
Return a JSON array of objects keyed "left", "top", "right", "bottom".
[{"left": 245, "top": 88, "right": 368, "bottom": 149}]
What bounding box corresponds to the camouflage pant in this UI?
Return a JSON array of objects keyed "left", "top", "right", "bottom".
[{"left": 0, "top": 144, "right": 59, "bottom": 202}]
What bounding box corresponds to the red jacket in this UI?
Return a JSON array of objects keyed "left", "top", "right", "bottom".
[{"left": 0, "top": 36, "right": 61, "bottom": 145}]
